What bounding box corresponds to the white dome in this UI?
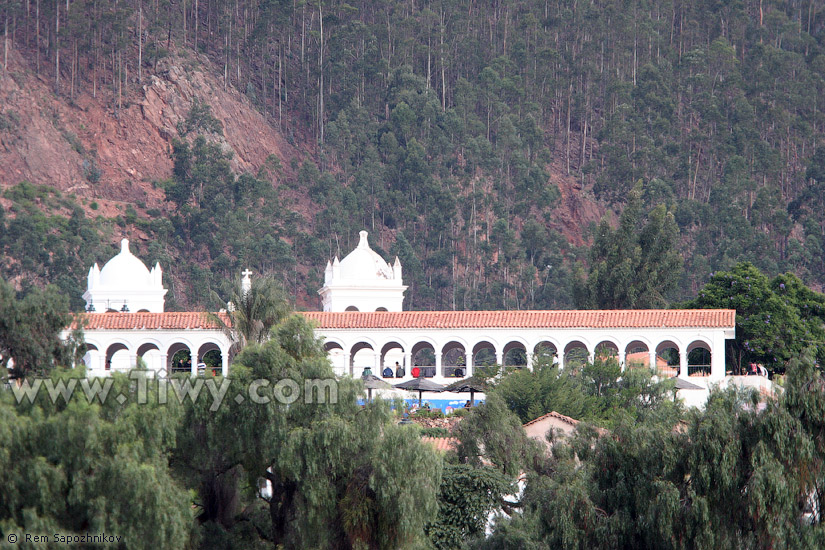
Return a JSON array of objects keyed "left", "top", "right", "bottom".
[
  {"left": 98, "top": 239, "right": 154, "bottom": 289},
  {"left": 318, "top": 231, "right": 406, "bottom": 312},
  {"left": 339, "top": 232, "right": 394, "bottom": 280}
]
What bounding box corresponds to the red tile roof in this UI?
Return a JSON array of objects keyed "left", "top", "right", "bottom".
[
  {"left": 301, "top": 309, "right": 735, "bottom": 329},
  {"left": 73, "top": 309, "right": 735, "bottom": 331},
  {"left": 421, "top": 436, "right": 458, "bottom": 452},
  {"left": 71, "top": 312, "right": 230, "bottom": 330}
]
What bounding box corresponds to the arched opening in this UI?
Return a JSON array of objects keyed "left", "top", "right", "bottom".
[
  {"left": 472, "top": 341, "right": 497, "bottom": 376},
  {"left": 198, "top": 342, "right": 223, "bottom": 376},
  {"left": 167, "top": 343, "right": 192, "bottom": 374},
  {"left": 533, "top": 342, "right": 558, "bottom": 367},
  {"left": 350, "top": 342, "right": 377, "bottom": 378},
  {"left": 687, "top": 341, "right": 712, "bottom": 377},
  {"left": 624, "top": 340, "right": 651, "bottom": 369},
  {"left": 441, "top": 341, "right": 467, "bottom": 378},
  {"left": 137, "top": 309, "right": 150, "bottom": 313},
  {"left": 563, "top": 341, "right": 589, "bottom": 370},
  {"left": 323, "top": 342, "right": 346, "bottom": 374},
  {"left": 82, "top": 343, "right": 100, "bottom": 372},
  {"left": 375, "top": 307, "right": 388, "bottom": 312},
  {"left": 136, "top": 342, "right": 162, "bottom": 372},
  {"left": 105, "top": 343, "right": 130, "bottom": 371},
  {"left": 503, "top": 341, "right": 527, "bottom": 369},
  {"left": 411, "top": 341, "right": 436, "bottom": 378},
  {"left": 345, "top": 305, "right": 360, "bottom": 312},
  {"left": 655, "top": 341, "right": 680, "bottom": 378},
  {"left": 380, "top": 342, "right": 405, "bottom": 378},
  {"left": 594, "top": 341, "right": 619, "bottom": 362}
]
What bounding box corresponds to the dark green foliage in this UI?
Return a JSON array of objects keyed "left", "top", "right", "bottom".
[
  {"left": 7, "top": 0, "right": 825, "bottom": 308},
  {"left": 492, "top": 355, "right": 678, "bottom": 427},
  {"left": 175, "top": 314, "right": 442, "bottom": 548},
  {"left": 0, "top": 276, "right": 82, "bottom": 378},
  {"left": 208, "top": 274, "right": 290, "bottom": 350},
  {"left": 683, "top": 262, "right": 825, "bottom": 372},
  {"left": 575, "top": 184, "right": 683, "bottom": 309},
  {"left": 178, "top": 98, "right": 223, "bottom": 136},
  {"left": 479, "top": 352, "right": 825, "bottom": 549},
  {"left": 426, "top": 465, "right": 512, "bottom": 550},
  {"left": 0, "top": 184, "right": 114, "bottom": 310},
  {"left": 0, "top": 369, "right": 192, "bottom": 550}
]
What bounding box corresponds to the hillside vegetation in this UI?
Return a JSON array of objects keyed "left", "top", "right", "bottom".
[{"left": 1, "top": 0, "right": 824, "bottom": 310}]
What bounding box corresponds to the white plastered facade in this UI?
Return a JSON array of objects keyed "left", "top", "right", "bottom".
[{"left": 318, "top": 231, "right": 407, "bottom": 312}]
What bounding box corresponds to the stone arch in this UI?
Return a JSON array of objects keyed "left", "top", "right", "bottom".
[
  {"left": 655, "top": 340, "right": 681, "bottom": 378},
  {"left": 686, "top": 340, "right": 712, "bottom": 377},
  {"left": 380, "top": 341, "right": 405, "bottom": 377},
  {"left": 533, "top": 340, "right": 559, "bottom": 365},
  {"left": 323, "top": 340, "right": 344, "bottom": 352},
  {"left": 105, "top": 341, "right": 131, "bottom": 371},
  {"left": 441, "top": 340, "right": 468, "bottom": 378},
  {"left": 594, "top": 340, "right": 619, "bottom": 361},
  {"left": 472, "top": 341, "right": 498, "bottom": 367},
  {"left": 167, "top": 341, "right": 194, "bottom": 374},
  {"left": 136, "top": 341, "right": 162, "bottom": 372},
  {"left": 624, "top": 340, "right": 651, "bottom": 369},
  {"left": 81, "top": 343, "right": 100, "bottom": 372},
  {"left": 323, "top": 340, "right": 346, "bottom": 374},
  {"left": 411, "top": 340, "right": 436, "bottom": 377},
  {"left": 197, "top": 342, "right": 223, "bottom": 375},
  {"left": 137, "top": 342, "right": 161, "bottom": 356},
  {"left": 503, "top": 340, "right": 528, "bottom": 367},
  {"left": 563, "top": 340, "right": 590, "bottom": 370},
  {"left": 345, "top": 305, "right": 359, "bottom": 312},
  {"left": 350, "top": 341, "right": 377, "bottom": 377}
]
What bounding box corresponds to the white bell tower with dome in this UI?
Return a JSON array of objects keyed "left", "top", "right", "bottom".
[
  {"left": 83, "top": 239, "right": 167, "bottom": 313},
  {"left": 318, "top": 231, "right": 407, "bottom": 312}
]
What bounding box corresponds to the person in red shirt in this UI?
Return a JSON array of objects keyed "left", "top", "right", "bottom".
[{"left": 411, "top": 366, "right": 420, "bottom": 378}]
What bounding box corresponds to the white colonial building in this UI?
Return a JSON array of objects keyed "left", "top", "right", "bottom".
[
  {"left": 66, "top": 232, "right": 738, "bottom": 404},
  {"left": 66, "top": 239, "right": 233, "bottom": 377}
]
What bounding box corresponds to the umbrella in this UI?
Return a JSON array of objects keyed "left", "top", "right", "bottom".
[
  {"left": 442, "top": 375, "right": 489, "bottom": 407},
  {"left": 361, "top": 374, "right": 393, "bottom": 401},
  {"left": 394, "top": 378, "right": 446, "bottom": 406}
]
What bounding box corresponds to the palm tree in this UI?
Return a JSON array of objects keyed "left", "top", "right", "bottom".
[{"left": 209, "top": 273, "right": 290, "bottom": 351}]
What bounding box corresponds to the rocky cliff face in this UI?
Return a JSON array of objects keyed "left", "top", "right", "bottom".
[
  {"left": 0, "top": 47, "right": 293, "bottom": 210},
  {"left": 0, "top": 41, "right": 604, "bottom": 310}
]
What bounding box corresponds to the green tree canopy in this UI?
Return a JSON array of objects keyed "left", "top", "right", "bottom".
[
  {"left": 574, "top": 184, "right": 683, "bottom": 309},
  {"left": 683, "top": 262, "right": 825, "bottom": 373},
  {"left": 175, "top": 314, "right": 442, "bottom": 548},
  {"left": 479, "top": 351, "right": 825, "bottom": 549},
  {"left": 0, "top": 369, "right": 191, "bottom": 550},
  {"left": 0, "top": 276, "right": 82, "bottom": 379},
  {"left": 209, "top": 274, "right": 291, "bottom": 351}
]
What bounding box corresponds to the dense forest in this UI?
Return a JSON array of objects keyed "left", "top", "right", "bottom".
[{"left": 1, "top": 0, "right": 825, "bottom": 311}]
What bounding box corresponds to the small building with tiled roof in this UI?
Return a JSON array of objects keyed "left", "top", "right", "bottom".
[
  {"left": 421, "top": 436, "right": 458, "bottom": 453},
  {"left": 523, "top": 411, "right": 581, "bottom": 443}
]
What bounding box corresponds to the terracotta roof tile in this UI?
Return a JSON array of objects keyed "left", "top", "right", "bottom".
[
  {"left": 71, "top": 312, "right": 230, "bottom": 330},
  {"left": 421, "top": 436, "right": 458, "bottom": 452},
  {"left": 301, "top": 309, "right": 735, "bottom": 329},
  {"left": 523, "top": 411, "right": 580, "bottom": 429}
]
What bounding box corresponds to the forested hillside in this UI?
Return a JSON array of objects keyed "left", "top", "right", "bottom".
[{"left": 1, "top": 0, "right": 824, "bottom": 311}]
